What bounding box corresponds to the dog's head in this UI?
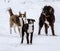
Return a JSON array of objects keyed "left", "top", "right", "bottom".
[
  {"left": 42, "top": 5, "right": 54, "bottom": 17},
  {"left": 27, "top": 19, "right": 35, "bottom": 33},
  {"left": 19, "top": 12, "right": 26, "bottom": 18},
  {"left": 27, "top": 19, "right": 35, "bottom": 24},
  {"left": 19, "top": 12, "right": 27, "bottom": 24}
]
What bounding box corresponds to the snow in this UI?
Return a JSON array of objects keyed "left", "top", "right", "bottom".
[{"left": 0, "top": 0, "right": 60, "bottom": 51}]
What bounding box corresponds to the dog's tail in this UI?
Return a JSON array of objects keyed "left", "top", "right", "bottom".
[{"left": 8, "top": 8, "right": 14, "bottom": 16}]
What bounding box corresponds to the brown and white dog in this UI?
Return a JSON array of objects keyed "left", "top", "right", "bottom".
[
  {"left": 19, "top": 12, "right": 35, "bottom": 44},
  {"left": 8, "top": 8, "right": 21, "bottom": 34}
]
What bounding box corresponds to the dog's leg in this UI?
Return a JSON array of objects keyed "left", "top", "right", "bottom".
[
  {"left": 10, "top": 28, "right": 12, "bottom": 34},
  {"left": 18, "top": 26, "right": 22, "bottom": 37},
  {"left": 45, "top": 23, "right": 49, "bottom": 35},
  {"left": 10, "top": 21, "right": 13, "bottom": 34},
  {"left": 30, "top": 32, "right": 33, "bottom": 44},
  {"left": 18, "top": 26, "right": 21, "bottom": 37},
  {"left": 18, "top": 27, "right": 20, "bottom": 33},
  {"left": 50, "top": 24, "right": 55, "bottom": 36},
  {"left": 21, "top": 32, "right": 24, "bottom": 44},
  {"left": 21, "top": 29, "right": 24, "bottom": 44},
  {"left": 14, "top": 24, "right": 16, "bottom": 33},
  {"left": 38, "top": 26, "right": 41, "bottom": 35},
  {"left": 26, "top": 33, "right": 29, "bottom": 44},
  {"left": 10, "top": 26, "right": 12, "bottom": 34},
  {"left": 38, "top": 24, "right": 43, "bottom": 35}
]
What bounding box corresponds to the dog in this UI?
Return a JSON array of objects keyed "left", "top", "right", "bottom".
[
  {"left": 38, "top": 5, "right": 55, "bottom": 36},
  {"left": 19, "top": 12, "right": 35, "bottom": 44},
  {"left": 21, "top": 19, "right": 35, "bottom": 44},
  {"left": 8, "top": 8, "right": 21, "bottom": 34}
]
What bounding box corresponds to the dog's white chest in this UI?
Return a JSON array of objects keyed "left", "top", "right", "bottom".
[
  {"left": 27, "top": 24, "right": 34, "bottom": 33},
  {"left": 45, "top": 19, "right": 49, "bottom": 25}
]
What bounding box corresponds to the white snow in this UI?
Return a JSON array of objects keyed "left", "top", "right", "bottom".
[{"left": 0, "top": 0, "right": 60, "bottom": 51}]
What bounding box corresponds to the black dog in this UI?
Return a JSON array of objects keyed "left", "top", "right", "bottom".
[
  {"left": 38, "top": 5, "right": 55, "bottom": 36},
  {"left": 21, "top": 18, "right": 35, "bottom": 44}
]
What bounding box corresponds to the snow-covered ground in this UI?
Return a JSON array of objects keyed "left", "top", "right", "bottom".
[{"left": 0, "top": 0, "right": 60, "bottom": 51}]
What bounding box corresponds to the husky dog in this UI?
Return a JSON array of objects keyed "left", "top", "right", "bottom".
[{"left": 8, "top": 8, "right": 21, "bottom": 34}]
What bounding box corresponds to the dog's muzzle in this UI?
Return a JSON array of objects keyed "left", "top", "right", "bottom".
[{"left": 42, "top": 12, "right": 50, "bottom": 18}]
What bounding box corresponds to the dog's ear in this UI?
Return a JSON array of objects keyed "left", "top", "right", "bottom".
[
  {"left": 49, "top": 8, "right": 52, "bottom": 13},
  {"left": 31, "top": 19, "right": 35, "bottom": 22},
  {"left": 27, "top": 19, "right": 30, "bottom": 22},
  {"left": 32, "top": 19, "right": 35, "bottom": 22},
  {"left": 25, "top": 12, "right": 26, "bottom": 16},
  {"left": 19, "top": 12, "right": 22, "bottom": 17},
  {"left": 49, "top": 7, "right": 54, "bottom": 14},
  {"left": 24, "top": 11, "right": 26, "bottom": 14},
  {"left": 23, "top": 11, "right": 26, "bottom": 17}
]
